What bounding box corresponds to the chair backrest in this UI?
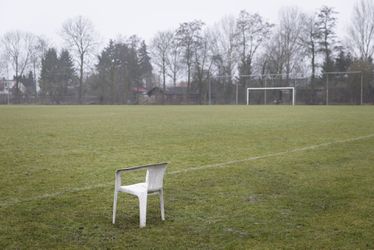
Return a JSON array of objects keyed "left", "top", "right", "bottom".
[{"left": 145, "top": 163, "right": 167, "bottom": 192}]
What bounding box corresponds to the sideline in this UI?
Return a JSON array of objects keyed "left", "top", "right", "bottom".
[
  {"left": 1, "top": 133, "right": 374, "bottom": 208},
  {"left": 169, "top": 133, "right": 374, "bottom": 174}
]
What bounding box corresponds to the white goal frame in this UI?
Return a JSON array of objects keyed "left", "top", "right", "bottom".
[{"left": 247, "top": 87, "right": 295, "bottom": 106}]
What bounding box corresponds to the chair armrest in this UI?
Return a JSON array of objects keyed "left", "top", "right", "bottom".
[
  {"left": 115, "top": 162, "right": 168, "bottom": 174},
  {"left": 114, "top": 163, "right": 168, "bottom": 189}
]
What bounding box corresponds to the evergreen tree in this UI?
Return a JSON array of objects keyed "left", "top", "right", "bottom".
[
  {"left": 93, "top": 40, "right": 142, "bottom": 104},
  {"left": 22, "top": 71, "right": 36, "bottom": 97},
  {"left": 39, "top": 48, "right": 76, "bottom": 103},
  {"left": 138, "top": 41, "right": 153, "bottom": 89},
  {"left": 334, "top": 49, "right": 353, "bottom": 72},
  {"left": 127, "top": 42, "right": 141, "bottom": 99},
  {"left": 317, "top": 6, "right": 338, "bottom": 74},
  {"left": 59, "top": 50, "right": 76, "bottom": 97},
  {"left": 96, "top": 40, "right": 119, "bottom": 103},
  {"left": 40, "top": 48, "right": 59, "bottom": 103}
]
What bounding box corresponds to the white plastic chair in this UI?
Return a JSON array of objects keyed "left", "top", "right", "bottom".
[{"left": 112, "top": 163, "right": 167, "bottom": 228}]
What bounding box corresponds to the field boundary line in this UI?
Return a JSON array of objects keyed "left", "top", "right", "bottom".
[
  {"left": 1, "top": 133, "right": 374, "bottom": 208},
  {"left": 169, "top": 133, "right": 374, "bottom": 174}
]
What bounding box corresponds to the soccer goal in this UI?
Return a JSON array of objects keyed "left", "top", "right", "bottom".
[{"left": 247, "top": 87, "right": 295, "bottom": 105}]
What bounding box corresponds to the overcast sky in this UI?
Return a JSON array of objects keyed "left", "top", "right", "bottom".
[{"left": 1, "top": 0, "right": 357, "bottom": 46}]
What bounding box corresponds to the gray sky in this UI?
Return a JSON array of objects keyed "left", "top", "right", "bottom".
[{"left": 1, "top": 0, "right": 357, "bottom": 46}]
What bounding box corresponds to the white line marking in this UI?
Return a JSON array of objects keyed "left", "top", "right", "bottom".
[
  {"left": 0, "top": 183, "right": 112, "bottom": 209},
  {"left": 170, "top": 133, "right": 374, "bottom": 175},
  {"left": 1, "top": 133, "right": 374, "bottom": 208}
]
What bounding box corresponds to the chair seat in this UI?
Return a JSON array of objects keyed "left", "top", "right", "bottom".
[{"left": 119, "top": 183, "right": 147, "bottom": 196}]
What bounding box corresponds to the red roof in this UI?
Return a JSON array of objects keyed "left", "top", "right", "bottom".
[{"left": 131, "top": 87, "right": 147, "bottom": 93}]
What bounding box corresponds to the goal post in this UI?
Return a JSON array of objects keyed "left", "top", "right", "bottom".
[{"left": 247, "top": 87, "right": 295, "bottom": 106}]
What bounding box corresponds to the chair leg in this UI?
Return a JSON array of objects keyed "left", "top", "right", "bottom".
[
  {"left": 160, "top": 189, "right": 165, "bottom": 221},
  {"left": 112, "top": 191, "right": 118, "bottom": 224},
  {"left": 138, "top": 193, "right": 147, "bottom": 228}
]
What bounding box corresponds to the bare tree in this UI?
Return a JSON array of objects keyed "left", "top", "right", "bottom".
[
  {"left": 236, "top": 11, "right": 273, "bottom": 77},
  {"left": 0, "top": 54, "right": 8, "bottom": 77},
  {"left": 264, "top": 32, "right": 286, "bottom": 75},
  {"left": 166, "top": 38, "right": 182, "bottom": 87},
  {"left": 347, "top": 0, "right": 374, "bottom": 61},
  {"left": 211, "top": 15, "right": 238, "bottom": 81},
  {"left": 175, "top": 20, "right": 205, "bottom": 91},
  {"left": 1, "top": 31, "right": 37, "bottom": 102},
  {"left": 61, "top": 16, "right": 98, "bottom": 103},
  {"left": 299, "top": 13, "right": 319, "bottom": 81},
  {"left": 151, "top": 31, "right": 173, "bottom": 100},
  {"left": 316, "top": 6, "right": 338, "bottom": 73},
  {"left": 194, "top": 30, "right": 214, "bottom": 104},
  {"left": 278, "top": 7, "right": 305, "bottom": 79},
  {"left": 210, "top": 16, "right": 238, "bottom": 103},
  {"left": 30, "top": 36, "right": 49, "bottom": 94}
]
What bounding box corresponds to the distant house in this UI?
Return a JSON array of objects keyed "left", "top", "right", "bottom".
[
  {"left": 0, "top": 79, "right": 28, "bottom": 104},
  {"left": 146, "top": 86, "right": 199, "bottom": 104},
  {"left": 130, "top": 86, "right": 148, "bottom": 104},
  {"left": 144, "top": 87, "right": 163, "bottom": 104},
  {"left": 0, "top": 79, "right": 26, "bottom": 94},
  {"left": 131, "top": 87, "right": 148, "bottom": 95},
  {"left": 0, "top": 79, "right": 13, "bottom": 94}
]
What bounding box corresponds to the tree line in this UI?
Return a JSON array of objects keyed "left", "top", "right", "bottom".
[{"left": 1, "top": 1, "right": 374, "bottom": 104}]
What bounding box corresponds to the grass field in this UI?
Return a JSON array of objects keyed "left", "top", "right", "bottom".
[{"left": 0, "top": 105, "right": 374, "bottom": 249}]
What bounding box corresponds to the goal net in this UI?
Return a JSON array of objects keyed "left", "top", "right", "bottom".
[{"left": 247, "top": 87, "right": 295, "bottom": 105}]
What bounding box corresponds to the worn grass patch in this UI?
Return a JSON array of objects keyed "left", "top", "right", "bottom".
[{"left": 0, "top": 105, "right": 373, "bottom": 249}]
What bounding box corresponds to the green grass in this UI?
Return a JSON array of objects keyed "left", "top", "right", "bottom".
[{"left": 0, "top": 105, "right": 373, "bottom": 249}]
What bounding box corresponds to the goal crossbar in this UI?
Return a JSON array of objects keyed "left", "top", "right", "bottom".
[{"left": 247, "top": 87, "right": 295, "bottom": 106}]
